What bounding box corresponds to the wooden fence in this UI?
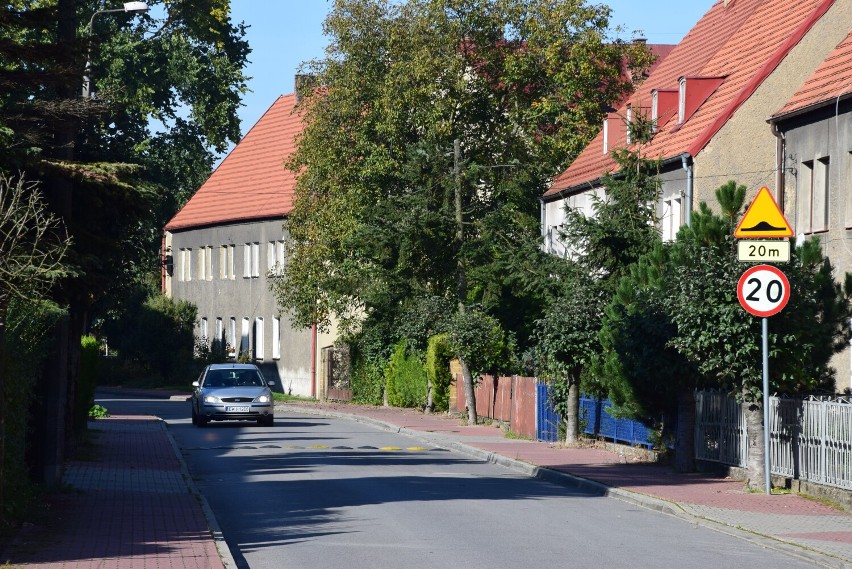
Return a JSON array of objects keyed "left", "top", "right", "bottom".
[{"left": 451, "top": 374, "right": 537, "bottom": 439}]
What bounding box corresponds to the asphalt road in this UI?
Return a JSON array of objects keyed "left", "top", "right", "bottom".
[{"left": 100, "top": 393, "right": 823, "bottom": 569}]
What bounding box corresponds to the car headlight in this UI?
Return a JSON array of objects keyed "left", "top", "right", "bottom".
[
  {"left": 254, "top": 394, "right": 270, "bottom": 403},
  {"left": 203, "top": 394, "right": 221, "bottom": 404}
]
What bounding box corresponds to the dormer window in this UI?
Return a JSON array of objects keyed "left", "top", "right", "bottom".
[
  {"left": 678, "top": 77, "right": 686, "bottom": 124},
  {"left": 651, "top": 90, "right": 659, "bottom": 132}
]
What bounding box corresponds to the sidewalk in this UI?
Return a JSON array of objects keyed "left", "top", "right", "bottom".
[
  {"left": 0, "top": 413, "right": 232, "bottom": 569},
  {"left": 287, "top": 401, "right": 852, "bottom": 569},
  {"left": 3, "top": 398, "right": 852, "bottom": 568}
]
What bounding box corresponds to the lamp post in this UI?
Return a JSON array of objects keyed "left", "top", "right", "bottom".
[{"left": 81, "top": 1, "right": 149, "bottom": 98}]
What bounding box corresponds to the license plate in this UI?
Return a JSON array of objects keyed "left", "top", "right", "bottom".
[{"left": 226, "top": 406, "right": 250, "bottom": 412}]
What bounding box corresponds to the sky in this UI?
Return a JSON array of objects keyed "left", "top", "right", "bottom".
[{"left": 227, "top": 0, "right": 715, "bottom": 145}]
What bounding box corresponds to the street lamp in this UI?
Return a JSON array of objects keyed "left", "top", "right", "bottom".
[{"left": 81, "top": 2, "right": 149, "bottom": 98}]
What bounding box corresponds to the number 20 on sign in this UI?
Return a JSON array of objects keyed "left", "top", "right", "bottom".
[{"left": 736, "top": 264, "right": 790, "bottom": 317}]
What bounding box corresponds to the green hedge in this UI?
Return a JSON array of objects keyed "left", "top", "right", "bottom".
[
  {"left": 384, "top": 340, "right": 428, "bottom": 408},
  {"left": 75, "top": 335, "right": 100, "bottom": 432},
  {"left": 1, "top": 298, "right": 66, "bottom": 529},
  {"left": 425, "top": 334, "right": 453, "bottom": 412}
]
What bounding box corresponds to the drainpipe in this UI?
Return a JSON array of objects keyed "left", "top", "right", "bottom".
[
  {"left": 681, "top": 154, "right": 693, "bottom": 227},
  {"left": 540, "top": 197, "right": 546, "bottom": 250},
  {"left": 771, "top": 121, "right": 785, "bottom": 210}
]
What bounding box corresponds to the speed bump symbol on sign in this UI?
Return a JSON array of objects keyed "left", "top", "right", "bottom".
[
  {"left": 734, "top": 187, "right": 793, "bottom": 238},
  {"left": 737, "top": 264, "right": 790, "bottom": 317}
]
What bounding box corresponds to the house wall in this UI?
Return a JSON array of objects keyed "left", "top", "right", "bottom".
[
  {"left": 690, "top": 0, "right": 852, "bottom": 394},
  {"left": 165, "top": 219, "right": 317, "bottom": 396},
  {"left": 542, "top": 187, "right": 605, "bottom": 256},
  {"left": 779, "top": 101, "right": 852, "bottom": 392},
  {"left": 693, "top": 0, "right": 852, "bottom": 211}
]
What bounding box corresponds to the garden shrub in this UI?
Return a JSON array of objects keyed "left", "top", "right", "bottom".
[
  {"left": 101, "top": 293, "right": 199, "bottom": 386},
  {"left": 384, "top": 340, "right": 427, "bottom": 408},
  {"left": 425, "top": 334, "right": 453, "bottom": 412},
  {"left": 1, "top": 298, "right": 66, "bottom": 529},
  {"left": 75, "top": 335, "right": 100, "bottom": 433}
]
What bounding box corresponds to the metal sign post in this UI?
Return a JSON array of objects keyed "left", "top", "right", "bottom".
[
  {"left": 762, "top": 317, "right": 770, "bottom": 495},
  {"left": 734, "top": 187, "right": 793, "bottom": 496},
  {"left": 737, "top": 264, "right": 790, "bottom": 495}
]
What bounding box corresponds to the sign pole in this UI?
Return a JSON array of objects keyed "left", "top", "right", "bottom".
[{"left": 762, "top": 317, "right": 771, "bottom": 495}]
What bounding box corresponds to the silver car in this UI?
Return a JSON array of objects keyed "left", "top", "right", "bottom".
[{"left": 191, "top": 363, "right": 275, "bottom": 427}]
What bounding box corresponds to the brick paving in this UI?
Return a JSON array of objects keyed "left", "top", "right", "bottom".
[{"left": 0, "top": 415, "right": 225, "bottom": 569}]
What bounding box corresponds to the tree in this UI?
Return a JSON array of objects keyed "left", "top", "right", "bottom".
[
  {"left": 530, "top": 268, "right": 605, "bottom": 443},
  {"left": 273, "top": 0, "right": 652, "bottom": 424},
  {"left": 596, "top": 242, "right": 701, "bottom": 470},
  {"left": 0, "top": 174, "right": 69, "bottom": 515},
  {"left": 533, "top": 139, "right": 662, "bottom": 443},
  {"left": 0, "top": 0, "right": 249, "bottom": 485},
  {"left": 664, "top": 182, "right": 852, "bottom": 486}
]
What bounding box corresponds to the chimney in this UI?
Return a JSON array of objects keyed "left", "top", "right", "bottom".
[{"left": 294, "top": 74, "right": 317, "bottom": 103}]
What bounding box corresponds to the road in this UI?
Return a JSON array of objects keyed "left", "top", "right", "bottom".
[{"left": 101, "top": 393, "right": 823, "bottom": 569}]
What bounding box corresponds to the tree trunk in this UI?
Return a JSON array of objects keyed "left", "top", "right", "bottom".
[
  {"left": 424, "top": 377, "right": 433, "bottom": 414},
  {"left": 0, "top": 296, "right": 8, "bottom": 517},
  {"left": 460, "top": 356, "right": 477, "bottom": 425},
  {"left": 673, "top": 387, "right": 696, "bottom": 473},
  {"left": 564, "top": 379, "right": 579, "bottom": 444},
  {"left": 744, "top": 399, "right": 765, "bottom": 489}
]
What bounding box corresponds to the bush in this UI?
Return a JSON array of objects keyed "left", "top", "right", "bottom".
[
  {"left": 384, "top": 340, "right": 428, "bottom": 408},
  {"left": 425, "top": 334, "right": 453, "bottom": 411},
  {"left": 101, "top": 293, "right": 199, "bottom": 386},
  {"left": 348, "top": 324, "right": 394, "bottom": 405},
  {"left": 1, "top": 298, "right": 66, "bottom": 529},
  {"left": 75, "top": 335, "right": 100, "bottom": 433}
]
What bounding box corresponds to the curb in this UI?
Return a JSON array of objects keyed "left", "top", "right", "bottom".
[
  {"left": 161, "top": 419, "right": 238, "bottom": 569},
  {"left": 282, "top": 404, "right": 849, "bottom": 569}
]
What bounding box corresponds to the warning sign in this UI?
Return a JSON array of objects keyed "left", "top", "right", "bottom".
[{"left": 734, "top": 187, "right": 793, "bottom": 238}]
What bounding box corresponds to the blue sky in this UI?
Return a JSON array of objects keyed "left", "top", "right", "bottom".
[{"left": 228, "top": 0, "right": 714, "bottom": 141}]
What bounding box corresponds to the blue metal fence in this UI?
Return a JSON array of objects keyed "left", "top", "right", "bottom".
[
  {"left": 536, "top": 382, "right": 561, "bottom": 442},
  {"left": 536, "top": 382, "right": 655, "bottom": 448}
]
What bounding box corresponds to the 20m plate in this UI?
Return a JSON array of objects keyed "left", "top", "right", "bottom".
[{"left": 737, "top": 240, "right": 790, "bottom": 263}]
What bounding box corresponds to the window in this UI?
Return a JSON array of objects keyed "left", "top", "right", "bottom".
[
  {"left": 625, "top": 104, "right": 633, "bottom": 145},
  {"left": 661, "top": 197, "right": 682, "bottom": 242},
  {"left": 272, "top": 317, "right": 281, "bottom": 360},
  {"left": 200, "top": 317, "right": 208, "bottom": 339},
  {"left": 252, "top": 242, "right": 260, "bottom": 277},
  {"left": 197, "top": 246, "right": 212, "bottom": 281},
  {"left": 254, "top": 317, "right": 264, "bottom": 360},
  {"left": 243, "top": 242, "right": 260, "bottom": 278},
  {"left": 241, "top": 317, "right": 250, "bottom": 356},
  {"left": 215, "top": 317, "right": 223, "bottom": 346},
  {"left": 268, "top": 240, "right": 287, "bottom": 274},
  {"left": 228, "top": 317, "right": 237, "bottom": 355},
  {"left": 798, "top": 158, "right": 829, "bottom": 234},
  {"left": 219, "top": 246, "right": 228, "bottom": 279},
  {"left": 179, "top": 248, "right": 192, "bottom": 281},
  {"left": 651, "top": 90, "right": 659, "bottom": 132},
  {"left": 227, "top": 245, "right": 235, "bottom": 279}
]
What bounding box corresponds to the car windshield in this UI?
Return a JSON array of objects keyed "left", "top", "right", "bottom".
[{"left": 203, "top": 369, "right": 265, "bottom": 388}]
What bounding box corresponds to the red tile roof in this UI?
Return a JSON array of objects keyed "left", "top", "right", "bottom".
[
  {"left": 772, "top": 30, "right": 852, "bottom": 119},
  {"left": 165, "top": 94, "right": 302, "bottom": 231},
  {"left": 546, "top": 0, "right": 836, "bottom": 199}
]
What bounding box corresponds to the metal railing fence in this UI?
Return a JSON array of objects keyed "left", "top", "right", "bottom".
[{"left": 696, "top": 391, "right": 852, "bottom": 490}]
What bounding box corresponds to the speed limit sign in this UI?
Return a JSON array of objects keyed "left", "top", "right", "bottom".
[{"left": 737, "top": 264, "right": 790, "bottom": 317}]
